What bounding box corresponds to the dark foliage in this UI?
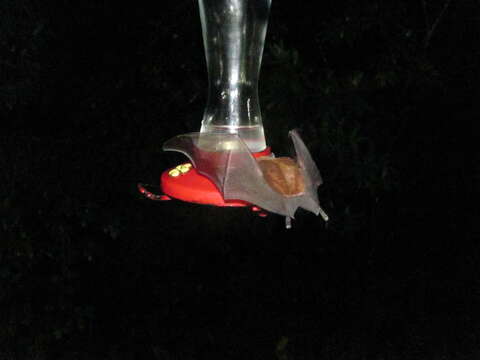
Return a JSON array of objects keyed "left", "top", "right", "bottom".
[{"left": 1, "top": 0, "right": 478, "bottom": 359}]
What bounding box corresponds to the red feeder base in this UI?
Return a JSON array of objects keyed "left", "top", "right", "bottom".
[{"left": 161, "top": 146, "right": 271, "bottom": 207}]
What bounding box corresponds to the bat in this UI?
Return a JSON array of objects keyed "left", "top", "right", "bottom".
[{"left": 162, "top": 129, "right": 328, "bottom": 228}]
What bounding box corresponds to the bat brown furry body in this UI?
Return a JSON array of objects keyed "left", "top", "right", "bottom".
[{"left": 257, "top": 157, "right": 305, "bottom": 196}]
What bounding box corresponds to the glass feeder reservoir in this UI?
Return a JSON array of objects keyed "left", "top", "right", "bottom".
[{"left": 198, "top": 0, "right": 270, "bottom": 152}]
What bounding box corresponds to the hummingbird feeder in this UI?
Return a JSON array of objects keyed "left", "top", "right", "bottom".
[{"left": 139, "top": 0, "right": 328, "bottom": 228}]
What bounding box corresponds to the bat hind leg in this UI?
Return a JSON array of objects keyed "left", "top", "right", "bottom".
[
  {"left": 318, "top": 206, "right": 329, "bottom": 222},
  {"left": 285, "top": 217, "right": 292, "bottom": 229}
]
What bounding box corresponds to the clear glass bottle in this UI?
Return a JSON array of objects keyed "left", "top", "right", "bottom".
[{"left": 198, "top": 0, "right": 271, "bottom": 152}]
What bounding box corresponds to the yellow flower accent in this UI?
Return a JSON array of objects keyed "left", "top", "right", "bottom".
[
  {"left": 176, "top": 163, "right": 192, "bottom": 174},
  {"left": 168, "top": 169, "right": 181, "bottom": 177}
]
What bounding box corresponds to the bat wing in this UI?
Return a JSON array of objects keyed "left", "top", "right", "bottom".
[
  {"left": 289, "top": 129, "right": 329, "bottom": 221},
  {"left": 163, "top": 131, "right": 328, "bottom": 222},
  {"left": 162, "top": 132, "right": 290, "bottom": 216}
]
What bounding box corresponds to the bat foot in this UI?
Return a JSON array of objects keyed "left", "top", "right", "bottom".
[
  {"left": 318, "top": 206, "right": 329, "bottom": 222},
  {"left": 285, "top": 217, "right": 292, "bottom": 229}
]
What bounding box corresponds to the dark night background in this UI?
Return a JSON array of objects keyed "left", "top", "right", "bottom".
[{"left": 0, "top": 0, "right": 478, "bottom": 359}]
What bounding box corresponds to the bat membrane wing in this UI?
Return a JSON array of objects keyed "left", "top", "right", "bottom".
[{"left": 163, "top": 131, "right": 327, "bottom": 221}]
